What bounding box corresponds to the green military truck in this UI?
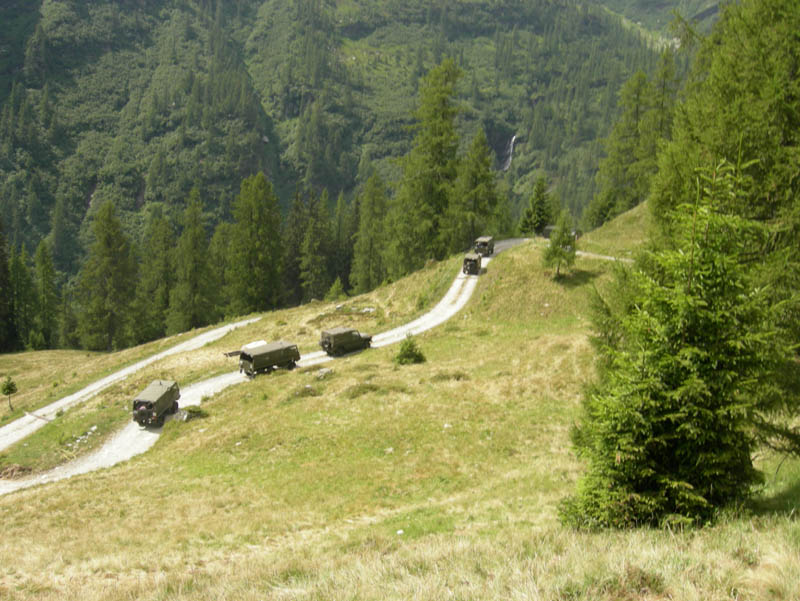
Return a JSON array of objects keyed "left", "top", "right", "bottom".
[
  {"left": 239, "top": 340, "right": 300, "bottom": 377},
  {"left": 474, "top": 235, "right": 494, "bottom": 256},
  {"left": 319, "top": 327, "right": 372, "bottom": 356},
  {"left": 462, "top": 252, "right": 481, "bottom": 275},
  {"left": 132, "top": 380, "right": 180, "bottom": 427}
]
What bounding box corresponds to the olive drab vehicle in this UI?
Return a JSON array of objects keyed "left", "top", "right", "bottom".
[
  {"left": 132, "top": 380, "right": 180, "bottom": 427},
  {"left": 320, "top": 327, "right": 372, "bottom": 356},
  {"left": 474, "top": 236, "right": 494, "bottom": 256},
  {"left": 462, "top": 252, "right": 481, "bottom": 275},
  {"left": 238, "top": 340, "right": 300, "bottom": 377}
]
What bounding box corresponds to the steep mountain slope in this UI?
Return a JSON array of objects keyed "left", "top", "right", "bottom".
[{"left": 1, "top": 0, "right": 664, "bottom": 269}]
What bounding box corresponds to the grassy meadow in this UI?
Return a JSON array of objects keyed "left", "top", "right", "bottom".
[{"left": 1, "top": 226, "right": 799, "bottom": 600}]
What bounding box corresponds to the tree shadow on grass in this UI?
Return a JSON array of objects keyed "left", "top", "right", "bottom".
[
  {"left": 750, "top": 478, "right": 800, "bottom": 517},
  {"left": 555, "top": 268, "right": 603, "bottom": 289}
]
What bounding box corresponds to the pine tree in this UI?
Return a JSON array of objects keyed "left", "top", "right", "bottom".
[
  {"left": 282, "top": 190, "right": 309, "bottom": 306},
  {"left": 542, "top": 209, "right": 575, "bottom": 277},
  {"left": 331, "top": 191, "right": 354, "bottom": 291},
  {"left": 167, "top": 190, "right": 217, "bottom": 334},
  {"left": 351, "top": 173, "right": 388, "bottom": 294},
  {"left": 562, "top": 162, "right": 799, "bottom": 528},
  {"left": 76, "top": 200, "right": 136, "bottom": 351},
  {"left": 227, "top": 172, "right": 282, "bottom": 315},
  {"left": 31, "top": 239, "right": 59, "bottom": 349},
  {"left": 0, "top": 217, "right": 16, "bottom": 351},
  {"left": 131, "top": 209, "right": 175, "bottom": 343},
  {"left": 519, "top": 175, "right": 551, "bottom": 235},
  {"left": 445, "top": 127, "right": 499, "bottom": 253},
  {"left": 300, "top": 189, "right": 332, "bottom": 302},
  {"left": 385, "top": 58, "right": 461, "bottom": 278}
]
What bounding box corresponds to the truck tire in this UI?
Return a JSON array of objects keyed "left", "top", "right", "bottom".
[{"left": 171, "top": 400, "right": 179, "bottom": 414}]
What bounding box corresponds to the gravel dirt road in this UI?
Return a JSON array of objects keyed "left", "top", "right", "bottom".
[{"left": 1, "top": 241, "right": 525, "bottom": 496}]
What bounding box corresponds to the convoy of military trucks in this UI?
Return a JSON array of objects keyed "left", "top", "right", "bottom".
[{"left": 131, "top": 235, "right": 496, "bottom": 420}]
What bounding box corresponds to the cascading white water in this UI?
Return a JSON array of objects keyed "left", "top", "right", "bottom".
[{"left": 501, "top": 134, "right": 517, "bottom": 171}]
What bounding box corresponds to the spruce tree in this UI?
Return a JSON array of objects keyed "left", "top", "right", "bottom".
[
  {"left": 227, "top": 172, "right": 282, "bottom": 315},
  {"left": 0, "top": 217, "right": 16, "bottom": 351},
  {"left": 282, "top": 190, "right": 309, "bottom": 307},
  {"left": 32, "top": 239, "right": 58, "bottom": 349},
  {"left": 446, "top": 127, "right": 499, "bottom": 253},
  {"left": 300, "top": 189, "right": 332, "bottom": 302},
  {"left": 131, "top": 209, "right": 175, "bottom": 343},
  {"left": 385, "top": 58, "right": 461, "bottom": 278},
  {"left": 519, "top": 175, "right": 550, "bottom": 235},
  {"left": 167, "top": 190, "right": 217, "bottom": 334},
  {"left": 542, "top": 210, "right": 575, "bottom": 277},
  {"left": 76, "top": 200, "right": 136, "bottom": 351},
  {"left": 562, "top": 162, "right": 798, "bottom": 528},
  {"left": 351, "top": 173, "right": 388, "bottom": 294}
]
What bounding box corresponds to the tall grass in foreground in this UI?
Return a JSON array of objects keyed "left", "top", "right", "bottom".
[{"left": 1, "top": 243, "right": 798, "bottom": 600}]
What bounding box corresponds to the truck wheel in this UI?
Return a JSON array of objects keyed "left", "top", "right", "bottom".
[
  {"left": 288, "top": 361, "right": 296, "bottom": 369},
  {"left": 171, "top": 400, "right": 179, "bottom": 414},
  {"left": 156, "top": 414, "right": 165, "bottom": 427}
]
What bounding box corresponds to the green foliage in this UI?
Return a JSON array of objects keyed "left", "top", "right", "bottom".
[
  {"left": 1, "top": 375, "right": 16, "bottom": 411},
  {"left": 31, "top": 239, "right": 59, "bottom": 349},
  {"left": 0, "top": 217, "right": 13, "bottom": 351},
  {"left": 351, "top": 173, "right": 387, "bottom": 294},
  {"left": 651, "top": 0, "right": 800, "bottom": 346},
  {"left": 300, "top": 189, "right": 333, "bottom": 302},
  {"left": 227, "top": 172, "right": 283, "bottom": 315},
  {"left": 166, "top": 190, "right": 218, "bottom": 334},
  {"left": 324, "top": 276, "right": 347, "bottom": 302},
  {"left": 446, "top": 127, "right": 500, "bottom": 252},
  {"left": 76, "top": 200, "right": 136, "bottom": 351},
  {"left": 583, "top": 52, "right": 680, "bottom": 230},
  {"left": 518, "top": 175, "right": 550, "bottom": 235},
  {"left": 542, "top": 210, "right": 576, "bottom": 277},
  {"left": 131, "top": 207, "right": 175, "bottom": 344},
  {"left": 394, "top": 335, "right": 426, "bottom": 365},
  {"left": 386, "top": 58, "right": 462, "bottom": 278},
  {"left": 563, "top": 162, "right": 798, "bottom": 528}
]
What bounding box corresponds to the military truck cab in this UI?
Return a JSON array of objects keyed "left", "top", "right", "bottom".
[
  {"left": 474, "top": 236, "right": 494, "bottom": 256},
  {"left": 132, "top": 380, "right": 180, "bottom": 427},
  {"left": 320, "top": 327, "right": 372, "bottom": 356},
  {"left": 239, "top": 340, "right": 300, "bottom": 377},
  {"left": 462, "top": 252, "right": 481, "bottom": 275}
]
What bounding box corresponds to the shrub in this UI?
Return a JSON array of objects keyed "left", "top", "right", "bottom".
[{"left": 394, "top": 335, "right": 426, "bottom": 365}]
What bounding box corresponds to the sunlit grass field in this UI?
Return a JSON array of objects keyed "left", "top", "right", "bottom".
[{"left": 1, "top": 230, "right": 799, "bottom": 600}]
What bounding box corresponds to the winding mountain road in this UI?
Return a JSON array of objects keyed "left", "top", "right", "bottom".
[{"left": 0, "top": 240, "right": 524, "bottom": 496}]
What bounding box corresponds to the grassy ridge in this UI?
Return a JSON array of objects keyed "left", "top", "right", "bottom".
[{"left": 2, "top": 230, "right": 799, "bottom": 600}]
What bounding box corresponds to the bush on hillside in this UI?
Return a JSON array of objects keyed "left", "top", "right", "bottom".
[{"left": 394, "top": 335, "right": 426, "bottom": 365}]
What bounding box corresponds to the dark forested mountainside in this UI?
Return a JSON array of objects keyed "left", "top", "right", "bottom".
[{"left": 1, "top": 0, "right": 665, "bottom": 264}]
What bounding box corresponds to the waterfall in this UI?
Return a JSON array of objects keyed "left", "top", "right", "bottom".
[{"left": 501, "top": 134, "right": 517, "bottom": 171}]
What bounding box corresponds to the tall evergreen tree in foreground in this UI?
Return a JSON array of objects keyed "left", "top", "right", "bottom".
[
  {"left": 542, "top": 210, "right": 575, "bottom": 277},
  {"left": 562, "top": 162, "right": 799, "bottom": 528},
  {"left": 76, "top": 200, "right": 136, "bottom": 351}
]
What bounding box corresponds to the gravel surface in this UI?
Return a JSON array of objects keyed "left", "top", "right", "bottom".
[
  {"left": 0, "top": 240, "right": 526, "bottom": 496},
  {"left": 0, "top": 317, "right": 260, "bottom": 453}
]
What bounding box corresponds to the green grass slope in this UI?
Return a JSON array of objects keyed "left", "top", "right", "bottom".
[{"left": 2, "top": 239, "right": 799, "bottom": 600}]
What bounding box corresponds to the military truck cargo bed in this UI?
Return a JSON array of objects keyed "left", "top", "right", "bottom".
[
  {"left": 239, "top": 340, "right": 300, "bottom": 377},
  {"left": 132, "top": 380, "right": 180, "bottom": 427}
]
